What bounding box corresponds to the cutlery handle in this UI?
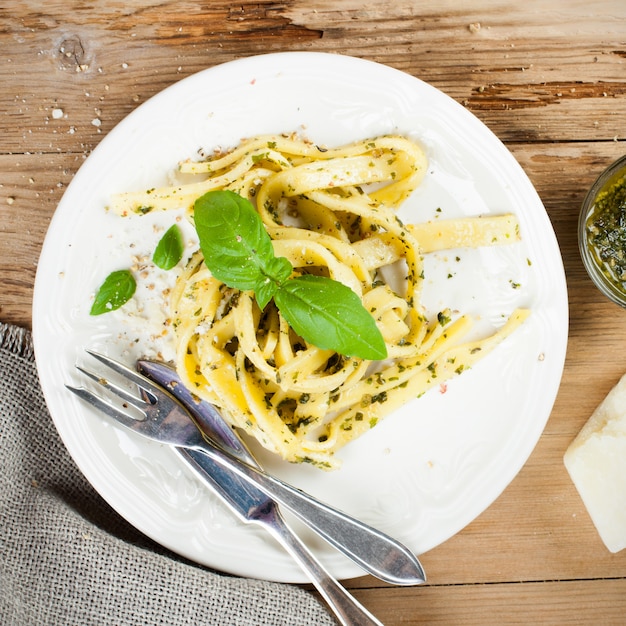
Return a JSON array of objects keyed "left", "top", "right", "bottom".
[
  {"left": 193, "top": 441, "right": 425, "bottom": 586},
  {"left": 262, "top": 506, "right": 385, "bottom": 626}
]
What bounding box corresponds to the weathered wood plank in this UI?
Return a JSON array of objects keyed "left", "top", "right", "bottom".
[
  {"left": 343, "top": 578, "right": 626, "bottom": 626},
  {"left": 0, "top": 153, "right": 78, "bottom": 325},
  {"left": 1, "top": 1, "right": 624, "bottom": 152}
]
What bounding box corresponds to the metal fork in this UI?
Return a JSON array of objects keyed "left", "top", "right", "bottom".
[{"left": 67, "top": 350, "right": 424, "bottom": 624}]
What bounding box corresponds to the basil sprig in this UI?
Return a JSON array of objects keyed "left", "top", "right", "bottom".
[
  {"left": 194, "top": 190, "right": 387, "bottom": 361},
  {"left": 194, "top": 191, "right": 291, "bottom": 308}
]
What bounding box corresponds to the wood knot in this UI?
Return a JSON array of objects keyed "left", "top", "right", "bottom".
[{"left": 57, "top": 34, "right": 91, "bottom": 72}]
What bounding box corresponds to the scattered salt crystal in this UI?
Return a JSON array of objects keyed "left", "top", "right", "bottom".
[
  {"left": 51, "top": 108, "right": 64, "bottom": 119},
  {"left": 91, "top": 118, "right": 102, "bottom": 127}
]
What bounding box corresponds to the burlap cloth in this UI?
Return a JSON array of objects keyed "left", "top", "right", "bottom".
[{"left": 0, "top": 322, "right": 336, "bottom": 625}]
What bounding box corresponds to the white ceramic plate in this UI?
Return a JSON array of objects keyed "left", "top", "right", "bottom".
[{"left": 33, "top": 52, "right": 568, "bottom": 583}]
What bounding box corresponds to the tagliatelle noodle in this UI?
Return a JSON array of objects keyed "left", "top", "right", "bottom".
[{"left": 109, "top": 133, "right": 529, "bottom": 469}]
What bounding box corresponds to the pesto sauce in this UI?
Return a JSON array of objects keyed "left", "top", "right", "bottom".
[{"left": 586, "top": 167, "right": 626, "bottom": 293}]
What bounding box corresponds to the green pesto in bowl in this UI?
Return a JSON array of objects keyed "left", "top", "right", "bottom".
[{"left": 579, "top": 155, "right": 626, "bottom": 307}]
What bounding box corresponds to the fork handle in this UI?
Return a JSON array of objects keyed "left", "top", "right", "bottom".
[
  {"left": 261, "top": 506, "right": 384, "bottom": 626},
  {"left": 190, "top": 440, "right": 425, "bottom": 586}
]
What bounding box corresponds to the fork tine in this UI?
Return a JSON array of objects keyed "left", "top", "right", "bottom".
[
  {"left": 66, "top": 384, "right": 144, "bottom": 428},
  {"left": 85, "top": 349, "right": 159, "bottom": 403},
  {"left": 76, "top": 364, "right": 147, "bottom": 408}
]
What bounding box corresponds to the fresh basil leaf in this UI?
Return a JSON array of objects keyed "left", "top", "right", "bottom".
[
  {"left": 194, "top": 190, "right": 292, "bottom": 293},
  {"left": 274, "top": 275, "right": 387, "bottom": 361},
  {"left": 265, "top": 254, "right": 293, "bottom": 285},
  {"left": 90, "top": 269, "right": 136, "bottom": 315},
  {"left": 153, "top": 224, "right": 184, "bottom": 270},
  {"left": 255, "top": 278, "right": 278, "bottom": 311}
]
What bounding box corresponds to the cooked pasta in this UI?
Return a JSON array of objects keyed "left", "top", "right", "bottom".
[{"left": 109, "top": 133, "right": 529, "bottom": 469}]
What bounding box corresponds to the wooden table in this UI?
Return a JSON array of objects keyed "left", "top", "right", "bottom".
[{"left": 2, "top": 1, "right": 625, "bottom": 623}]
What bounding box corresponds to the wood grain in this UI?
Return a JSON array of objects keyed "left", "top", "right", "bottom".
[{"left": 2, "top": 1, "right": 626, "bottom": 624}]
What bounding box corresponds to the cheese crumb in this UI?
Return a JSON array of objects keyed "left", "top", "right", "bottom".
[{"left": 564, "top": 373, "right": 626, "bottom": 552}]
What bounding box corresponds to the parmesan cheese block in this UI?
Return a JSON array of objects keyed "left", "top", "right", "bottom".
[{"left": 564, "top": 373, "right": 626, "bottom": 553}]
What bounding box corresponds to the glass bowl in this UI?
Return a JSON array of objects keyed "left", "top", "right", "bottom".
[{"left": 578, "top": 154, "right": 626, "bottom": 307}]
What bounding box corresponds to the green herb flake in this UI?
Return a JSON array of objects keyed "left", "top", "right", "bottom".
[
  {"left": 371, "top": 391, "right": 388, "bottom": 404},
  {"left": 437, "top": 311, "right": 451, "bottom": 326}
]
